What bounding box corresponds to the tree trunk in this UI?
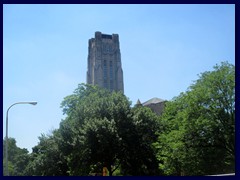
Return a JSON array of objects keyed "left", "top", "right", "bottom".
[{"left": 107, "top": 165, "right": 112, "bottom": 176}]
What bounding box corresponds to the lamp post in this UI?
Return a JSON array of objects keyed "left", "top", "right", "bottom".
[{"left": 5, "top": 101, "right": 37, "bottom": 176}]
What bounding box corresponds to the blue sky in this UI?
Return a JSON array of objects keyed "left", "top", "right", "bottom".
[{"left": 3, "top": 4, "right": 235, "bottom": 152}]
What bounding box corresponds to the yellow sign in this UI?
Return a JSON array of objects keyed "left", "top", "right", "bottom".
[{"left": 103, "top": 167, "right": 108, "bottom": 176}]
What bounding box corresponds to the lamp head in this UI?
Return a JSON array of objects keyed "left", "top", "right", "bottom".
[{"left": 29, "top": 102, "right": 37, "bottom": 105}]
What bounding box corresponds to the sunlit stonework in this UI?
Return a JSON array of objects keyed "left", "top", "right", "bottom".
[{"left": 86, "top": 31, "right": 124, "bottom": 93}]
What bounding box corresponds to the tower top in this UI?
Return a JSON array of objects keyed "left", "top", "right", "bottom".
[{"left": 94, "top": 31, "right": 119, "bottom": 41}]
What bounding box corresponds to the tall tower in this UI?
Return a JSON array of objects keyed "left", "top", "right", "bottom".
[{"left": 86, "top": 31, "right": 124, "bottom": 93}]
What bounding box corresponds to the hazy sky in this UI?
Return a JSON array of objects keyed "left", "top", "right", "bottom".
[{"left": 3, "top": 4, "right": 235, "bottom": 152}]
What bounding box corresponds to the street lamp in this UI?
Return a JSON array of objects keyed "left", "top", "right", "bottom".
[{"left": 5, "top": 101, "right": 37, "bottom": 176}]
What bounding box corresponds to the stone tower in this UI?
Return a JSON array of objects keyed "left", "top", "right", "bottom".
[{"left": 86, "top": 31, "right": 124, "bottom": 93}]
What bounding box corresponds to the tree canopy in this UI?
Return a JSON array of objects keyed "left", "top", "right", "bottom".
[
  {"left": 18, "top": 84, "right": 160, "bottom": 176},
  {"left": 153, "top": 62, "right": 235, "bottom": 175},
  {"left": 3, "top": 61, "right": 235, "bottom": 176},
  {"left": 3, "top": 138, "right": 30, "bottom": 176}
]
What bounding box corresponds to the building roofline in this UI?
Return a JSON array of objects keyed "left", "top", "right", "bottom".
[{"left": 142, "top": 97, "right": 166, "bottom": 106}]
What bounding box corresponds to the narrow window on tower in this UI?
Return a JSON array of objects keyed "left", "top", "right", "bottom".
[
  {"left": 104, "top": 60, "right": 108, "bottom": 88},
  {"left": 110, "top": 61, "right": 113, "bottom": 90}
]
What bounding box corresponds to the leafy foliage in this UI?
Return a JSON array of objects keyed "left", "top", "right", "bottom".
[
  {"left": 120, "top": 106, "right": 161, "bottom": 175},
  {"left": 4, "top": 62, "right": 234, "bottom": 176},
  {"left": 58, "top": 84, "right": 132, "bottom": 175},
  {"left": 3, "top": 138, "right": 30, "bottom": 176},
  {"left": 58, "top": 84, "right": 161, "bottom": 176},
  {"left": 24, "top": 132, "right": 68, "bottom": 176},
  {"left": 154, "top": 62, "right": 235, "bottom": 175}
]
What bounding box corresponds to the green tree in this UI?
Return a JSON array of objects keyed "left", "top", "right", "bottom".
[
  {"left": 59, "top": 84, "right": 162, "bottom": 176},
  {"left": 3, "top": 137, "right": 30, "bottom": 176},
  {"left": 59, "top": 84, "right": 132, "bottom": 176},
  {"left": 24, "top": 131, "right": 68, "bottom": 176},
  {"left": 154, "top": 62, "right": 235, "bottom": 175},
  {"left": 120, "top": 106, "right": 162, "bottom": 175}
]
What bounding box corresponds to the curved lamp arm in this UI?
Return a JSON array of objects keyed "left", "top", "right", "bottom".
[{"left": 5, "top": 101, "right": 37, "bottom": 176}]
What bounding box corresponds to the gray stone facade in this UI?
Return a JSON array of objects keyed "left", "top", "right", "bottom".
[
  {"left": 142, "top": 97, "right": 166, "bottom": 115},
  {"left": 86, "top": 31, "right": 124, "bottom": 93}
]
